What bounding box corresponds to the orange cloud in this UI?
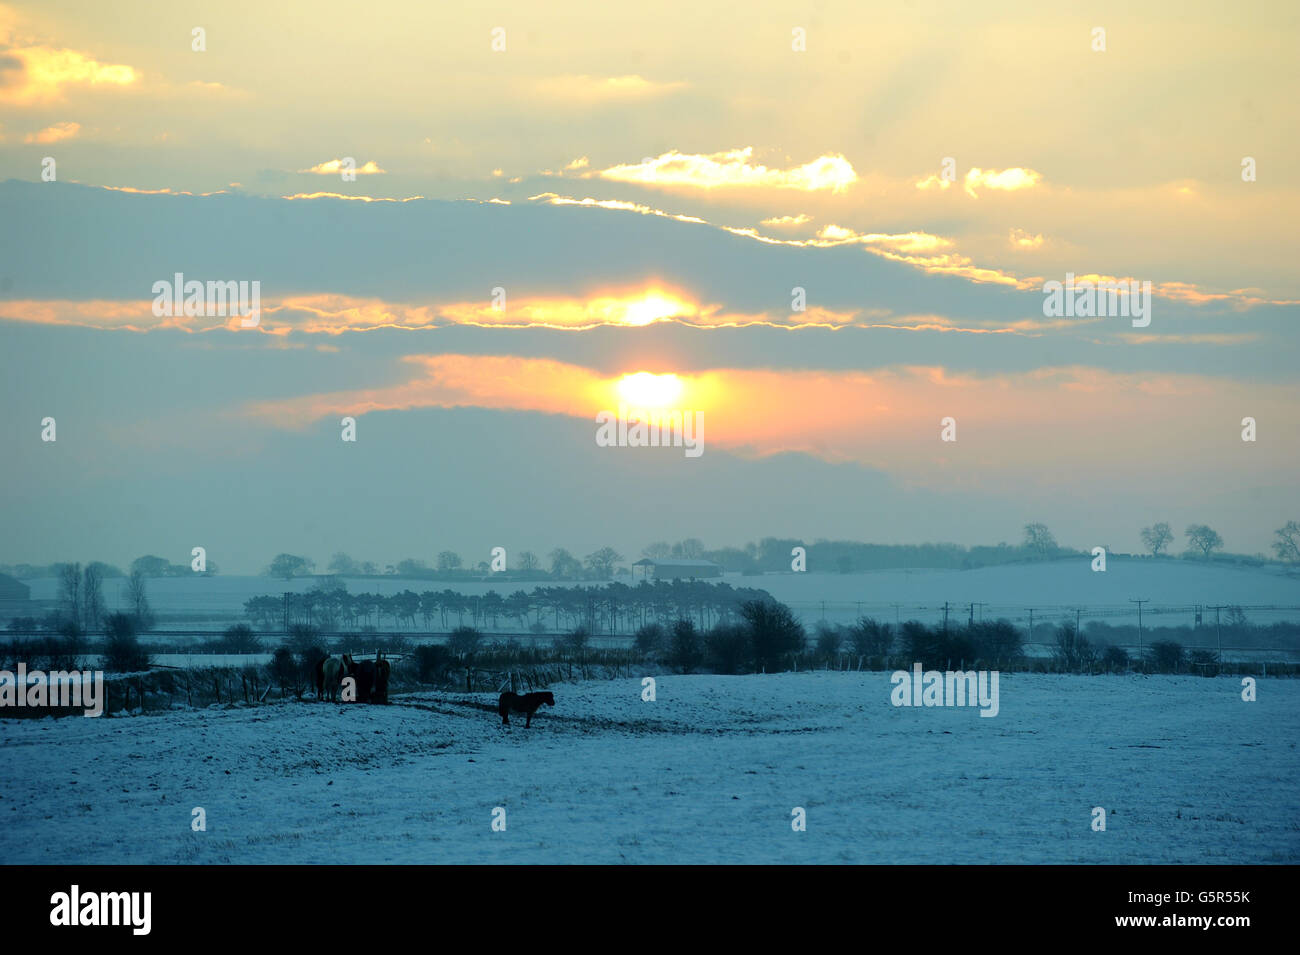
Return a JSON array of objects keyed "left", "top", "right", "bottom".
[
  {"left": 23, "top": 120, "right": 79, "bottom": 143},
  {"left": 238, "top": 355, "right": 1300, "bottom": 489},
  {"left": 916, "top": 166, "right": 1043, "bottom": 198}
]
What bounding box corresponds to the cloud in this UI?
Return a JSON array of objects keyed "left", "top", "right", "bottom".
[
  {"left": 760, "top": 214, "right": 811, "bottom": 228},
  {"left": 298, "top": 159, "right": 386, "bottom": 176},
  {"left": 915, "top": 166, "right": 1043, "bottom": 198},
  {"left": 239, "top": 355, "right": 1300, "bottom": 492},
  {"left": 589, "top": 147, "right": 858, "bottom": 192},
  {"left": 0, "top": 44, "right": 136, "bottom": 105},
  {"left": 23, "top": 119, "right": 78, "bottom": 143},
  {"left": 1009, "top": 228, "right": 1044, "bottom": 250},
  {"left": 532, "top": 74, "right": 687, "bottom": 102}
]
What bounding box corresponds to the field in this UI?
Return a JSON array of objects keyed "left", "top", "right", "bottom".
[{"left": 2, "top": 671, "right": 1295, "bottom": 864}]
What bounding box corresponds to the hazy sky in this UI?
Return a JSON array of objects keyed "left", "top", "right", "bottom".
[{"left": 1, "top": 1, "right": 1297, "bottom": 572}]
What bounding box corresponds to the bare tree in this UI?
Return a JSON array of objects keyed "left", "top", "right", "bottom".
[
  {"left": 1185, "top": 524, "right": 1224, "bottom": 559},
  {"left": 1023, "top": 523, "right": 1057, "bottom": 560},
  {"left": 125, "top": 569, "right": 154, "bottom": 630},
  {"left": 57, "top": 562, "right": 82, "bottom": 628},
  {"left": 1140, "top": 522, "right": 1174, "bottom": 556},
  {"left": 517, "top": 550, "right": 539, "bottom": 572},
  {"left": 82, "top": 564, "right": 106, "bottom": 631},
  {"left": 1272, "top": 520, "right": 1300, "bottom": 564}
]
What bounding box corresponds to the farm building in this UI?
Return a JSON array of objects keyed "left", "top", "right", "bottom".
[
  {"left": 631, "top": 558, "right": 722, "bottom": 580},
  {"left": 0, "top": 573, "right": 33, "bottom": 616}
]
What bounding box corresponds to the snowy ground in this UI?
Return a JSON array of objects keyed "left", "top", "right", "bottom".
[{"left": 2, "top": 672, "right": 1295, "bottom": 864}]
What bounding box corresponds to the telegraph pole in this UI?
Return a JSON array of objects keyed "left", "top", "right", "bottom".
[
  {"left": 942, "top": 601, "right": 950, "bottom": 635},
  {"left": 1129, "top": 598, "right": 1149, "bottom": 653},
  {"left": 1208, "top": 604, "right": 1227, "bottom": 661}
]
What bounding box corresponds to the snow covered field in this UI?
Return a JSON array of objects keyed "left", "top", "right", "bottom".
[{"left": 1, "top": 672, "right": 1295, "bottom": 864}]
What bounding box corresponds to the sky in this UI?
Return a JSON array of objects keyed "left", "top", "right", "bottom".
[{"left": 1, "top": 0, "right": 1297, "bottom": 573}]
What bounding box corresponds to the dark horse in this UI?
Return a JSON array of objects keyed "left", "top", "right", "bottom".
[
  {"left": 341, "top": 652, "right": 391, "bottom": 704},
  {"left": 498, "top": 691, "right": 554, "bottom": 727}
]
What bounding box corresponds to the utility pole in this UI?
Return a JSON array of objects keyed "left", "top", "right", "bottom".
[
  {"left": 283, "top": 592, "right": 290, "bottom": 632},
  {"left": 1208, "top": 604, "right": 1227, "bottom": 661},
  {"left": 968, "top": 602, "right": 975, "bottom": 626},
  {"left": 974, "top": 602, "right": 987, "bottom": 623},
  {"left": 1129, "top": 598, "right": 1149, "bottom": 654},
  {"left": 942, "top": 601, "right": 950, "bottom": 635},
  {"left": 1028, "top": 608, "right": 1034, "bottom": 643},
  {"left": 1075, "top": 607, "right": 1082, "bottom": 636},
  {"left": 891, "top": 602, "right": 901, "bottom": 627}
]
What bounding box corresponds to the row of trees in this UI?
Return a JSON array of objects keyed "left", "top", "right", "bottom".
[{"left": 244, "top": 579, "right": 778, "bottom": 634}]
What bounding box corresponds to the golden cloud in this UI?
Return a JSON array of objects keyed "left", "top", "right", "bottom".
[
  {"left": 0, "top": 44, "right": 137, "bottom": 105},
  {"left": 299, "top": 159, "right": 386, "bottom": 176},
  {"left": 23, "top": 119, "right": 79, "bottom": 143},
  {"left": 590, "top": 147, "right": 857, "bottom": 192}
]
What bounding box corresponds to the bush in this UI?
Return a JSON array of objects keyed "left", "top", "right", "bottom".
[
  {"left": 848, "top": 618, "right": 892, "bottom": 657},
  {"left": 1053, "top": 623, "right": 1097, "bottom": 671},
  {"left": 447, "top": 625, "right": 483, "bottom": 656},
  {"left": 268, "top": 646, "right": 297, "bottom": 692},
  {"left": 413, "top": 644, "right": 452, "bottom": 683},
  {"left": 1100, "top": 644, "right": 1130, "bottom": 672},
  {"left": 102, "top": 613, "right": 150, "bottom": 672},
  {"left": 1147, "top": 640, "right": 1185, "bottom": 673},
  {"left": 704, "top": 624, "right": 749, "bottom": 674},
  {"left": 218, "top": 623, "right": 261, "bottom": 653},
  {"left": 634, "top": 623, "right": 666, "bottom": 658},
  {"left": 668, "top": 619, "right": 704, "bottom": 674},
  {"left": 814, "top": 622, "right": 843, "bottom": 658},
  {"left": 968, "top": 620, "right": 1022, "bottom": 663},
  {"left": 741, "top": 600, "right": 805, "bottom": 671}
]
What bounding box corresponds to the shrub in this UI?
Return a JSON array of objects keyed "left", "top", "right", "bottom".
[
  {"left": 102, "top": 613, "right": 150, "bottom": 672},
  {"left": 705, "top": 624, "right": 750, "bottom": 674},
  {"left": 413, "top": 644, "right": 452, "bottom": 683},
  {"left": 634, "top": 623, "right": 666, "bottom": 658},
  {"left": 218, "top": 624, "right": 261, "bottom": 653},
  {"left": 848, "top": 618, "right": 892, "bottom": 657},
  {"left": 668, "top": 619, "right": 704, "bottom": 674},
  {"left": 741, "top": 600, "right": 805, "bottom": 671},
  {"left": 814, "top": 622, "right": 843, "bottom": 658},
  {"left": 1147, "top": 640, "right": 1185, "bottom": 673},
  {"left": 447, "top": 625, "right": 483, "bottom": 656},
  {"left": 1100, "top": 645, "right": 1130, "bottom": 672}
]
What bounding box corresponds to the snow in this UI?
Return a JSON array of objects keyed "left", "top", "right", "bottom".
[{"left": 2, "top": 671, "right": 1294, "bottom": 863}]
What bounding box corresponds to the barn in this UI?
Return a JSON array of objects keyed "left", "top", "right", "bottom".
[
  {"left": 631, "top": 558, "right": 722, "bottom": 580},
  {"left": 0, "top": 573, "right": 33, "bottom": 617}
]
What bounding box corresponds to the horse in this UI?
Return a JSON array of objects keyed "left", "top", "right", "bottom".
[
  {"left": 320, "top": 656, "right": 345, "bottom": 702},
  {"left": 498, "top": 691, "right": 554, "bottom": 727},
  {"left": 340, "top": 652, "right": 390, "bottom": 704}
]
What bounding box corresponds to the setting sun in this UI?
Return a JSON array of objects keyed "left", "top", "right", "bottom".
[{"left": 616, "top": 371, "right": 685, "bottom": 407}]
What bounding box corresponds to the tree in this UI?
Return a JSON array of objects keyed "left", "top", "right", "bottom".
[
  {"left": 673, "top": 538, "right": 705, "bottom": 559},
  {"left": 517, "top": 551, "right": 539, "bottom": 572},
  {"left": 396, "top": 558, "right": 429, "bottom": 576},
  {"left": 328, "top": 552, "right": 360, "bottom": 575},
  {"left": 584, "top": 547, "right": 623, "bottom": 579},
  {"left": 668, "top": 619, "right": 704, "bottom": 673},
  {"left": 130, "top": 555, "right": 172, "bottom": 578},
  {"left": 436, "top": 551, "right": 462, "bottom": 573},
  {"left": 1272, "top": 521, "right": 1300, "bottom": 564},
  {"left": 848, "top": 618, "right": 892, "bottom": 657},
  {"left": 548, "top": 548, "right": 581, "bottom": 578},
  {"left": 1185, "top": 525, "right": 1223, "bottom": 559},
  {"left": 218, "top": 624, "right": 261, "bottom": 653},
  {"left": 1022, "top": 523, "right": 1057, "bottom": 560},
  {"left": 741, "top": 599, "right": 805, "bottom": 671},
  {"left": 57, "top": 562, "right": 82, "bottom": 628},
  {"left": 642, "top": 541, "right": 672, "bottom": 560},
  {"left": 103, "top": 613, "right": 149, "bottom": 672},
  {"left": 1140, "top": 522, "right": 1174, "bottom": 557},
  {"left": 267, "top": 554, "right": 314, "bottom": 579},
  {"left": 81, "top": 564, "right": 106, "bottom": 631},
  {"left": 125, "top": 570, "right": 154, "bottom": 630}
]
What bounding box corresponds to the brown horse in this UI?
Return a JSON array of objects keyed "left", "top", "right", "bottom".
[{"left": 498, "top": 691, "right": 554, "bottom": 727}]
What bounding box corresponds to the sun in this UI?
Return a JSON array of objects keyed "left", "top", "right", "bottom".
[
  {"left": 617, "top": 371, "right": 684, "bottom": 408},
  {"left": 620, "top": 292, "right": 690, "bottom": 326}
]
